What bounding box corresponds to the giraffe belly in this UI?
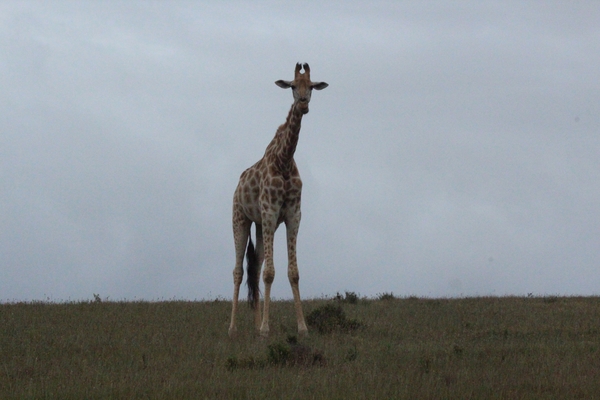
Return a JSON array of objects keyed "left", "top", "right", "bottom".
[
  {"left": 236, "top": 172, "right": 302, "bottom": 226},
  {"left": 240, "top": 193, "right": 300, "bottom": 226},
  {"left": 244, "top": 205, "right": 262, "bottom": 224}
]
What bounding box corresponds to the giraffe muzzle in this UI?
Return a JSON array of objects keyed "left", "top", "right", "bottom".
[{"left": 299, "top": 101, "right": 309, "bottom": 114}]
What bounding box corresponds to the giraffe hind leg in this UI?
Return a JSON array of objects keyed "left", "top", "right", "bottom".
[{"left": 229, "top": 212, "right": 250, "bottom": 338}]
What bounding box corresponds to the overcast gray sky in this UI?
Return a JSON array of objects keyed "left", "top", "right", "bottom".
[{"left": 1, "top": 1, "right": 599, "bottom": 302}]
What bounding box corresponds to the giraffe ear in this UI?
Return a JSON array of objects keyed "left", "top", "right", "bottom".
[
  {"left": 275, "top": 80, "right": 293, "bottom": 89},
  {"left": 311, "top": 82, "right": 328, "bottom": 90}
]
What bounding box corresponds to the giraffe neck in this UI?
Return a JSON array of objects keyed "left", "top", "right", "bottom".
[{"left": 265, "top": 102, "right": 304, "bottom": 173}]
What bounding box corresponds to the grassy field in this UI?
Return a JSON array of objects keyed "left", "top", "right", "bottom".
[{"left": 1, "top": 293, "right": 599, "bottom": 399}]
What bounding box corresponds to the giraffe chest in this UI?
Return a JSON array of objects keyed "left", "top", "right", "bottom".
[{"left": 239, "top": 174, "right": 302, "bottom": 224}]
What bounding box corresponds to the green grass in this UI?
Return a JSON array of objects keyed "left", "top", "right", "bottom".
[{"left": 1, "top": 296, "right": 599, "bottom": 399}]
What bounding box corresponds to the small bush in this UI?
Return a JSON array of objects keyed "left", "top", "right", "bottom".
[
  {"left": 377, "top": 292, "right": 396, "bottom": 301},
  {"left": 228, "top": 338, "right": 326, "bottom": 370},
  {"left": 334, "top": 291, "right": 360, "bottom": 304},
  {"left": 289, "top": 343, "right": 326, "bottom": 366},
  {"left": 267, "top": 340, "right": 326, "bottom": 367},
  {"left": 267, "top": 342, "right": 290, "bottom": 365},
  {"left": 307, "top": 304, "right": 362, "bottom": 334},
  {"left": 344, "top": 291, "right": 359, "bottom": 304}
]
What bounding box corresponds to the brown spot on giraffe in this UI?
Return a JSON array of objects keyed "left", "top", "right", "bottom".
[
  {"left": 228, "top": 63, "right": 328, "bottom": 338},
  {"left": 271, "top": 177, "right": 283, "bottom": 188}
]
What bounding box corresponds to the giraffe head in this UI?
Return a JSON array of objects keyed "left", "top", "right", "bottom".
[{"left": 275, "top": 63, "right": 328, "bottom": 114}]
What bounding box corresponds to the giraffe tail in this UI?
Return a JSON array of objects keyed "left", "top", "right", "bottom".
[{"left": 246, "top": 235, "right": 260, "bottom": 308}]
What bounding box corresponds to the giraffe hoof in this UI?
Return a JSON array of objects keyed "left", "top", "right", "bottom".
[
  {"left": 298, "top": 327, "right": 308, "bottom": 337},
  {"left": 259, "top": 327, "right": 269, "bottom": 338}
]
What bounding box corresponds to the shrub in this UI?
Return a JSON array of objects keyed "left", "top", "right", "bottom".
[
  {"left": 377, "top": 292, "right": 396, "bottom": 301},
  {"left": 267, "top": 342, "right": 291, "bottom": 365},
  {"left": 334, "top": 291, "right": 360, "bottom": 304},
  {"left": 307, "top": 304, "right": 361, "bottom": 334},
  {"left": 267, "top": 340, "right": 326, "bottom": 367}
]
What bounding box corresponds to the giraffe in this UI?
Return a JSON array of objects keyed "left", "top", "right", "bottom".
[{"left": 229, "top": 63, "right": 328, "bottom": 338}]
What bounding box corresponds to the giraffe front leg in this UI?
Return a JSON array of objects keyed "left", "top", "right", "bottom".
[
  {"left": 286, "top": 216, "right": 308, "bottom": 336},
  {"left": 289, "top": 268, "right": 307, "bottom": 336},
  {"left": 291, "top": 286, "right": 308, "bottom": 336},
  {"left": 259, "top": 223, "right": 276, "bottom": 338},
  {"left": 260, "top": 271, "right": 273, "bottom": 337}
]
